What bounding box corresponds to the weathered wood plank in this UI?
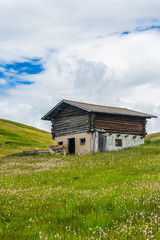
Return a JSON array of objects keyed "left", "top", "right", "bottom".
[
  {"left": 94, "top": 113, "right": 145, "bottom": 136},
  {"left": 51, "top": 104, "right": 89, "bottom": 137}
]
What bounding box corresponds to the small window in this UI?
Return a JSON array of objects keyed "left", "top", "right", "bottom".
[
  {"left": 58, "top": 141, "right": 63, "bottom": 145},
  {"left": 115, "top": 139, "right": 122, "bottom": 147},
  {"left": 80, "top": 138, "right": 86, "bottom": 145}
]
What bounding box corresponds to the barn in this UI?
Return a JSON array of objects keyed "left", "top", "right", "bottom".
[{"left": 41, "top": 99, "right": 156, "bottom": 154}]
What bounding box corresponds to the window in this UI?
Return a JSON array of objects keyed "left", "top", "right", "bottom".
[
  {"left": 80, "top": 138, "right": 86, "bottom": 145},
  {"left": 115, "top": 139, "right": 122, "bottom": 147},
  {"left": 58, "top": 141, "right": 63, "bottom": 145}
]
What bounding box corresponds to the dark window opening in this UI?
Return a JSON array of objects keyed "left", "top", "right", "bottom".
[
  {"left": 58, "top": 141, "right": 63, "bottom": 145},
  {"left": 80, "top": 138, "right": 86, "bottom": 145},
  {"left": 115, "top": 139, "right": 122, "bottom": 147}
]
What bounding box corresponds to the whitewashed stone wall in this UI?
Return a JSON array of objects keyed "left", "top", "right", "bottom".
[
  {"left": 90, "top": 131, "right": 144, "bottom": 153},
  {"left": 105, "top": 133, "right": 144, "bottom": 151}
]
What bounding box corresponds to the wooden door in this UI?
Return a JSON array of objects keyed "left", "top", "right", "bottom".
[{"left": 98, "top": 133, "right": 106, "bottom": 152}]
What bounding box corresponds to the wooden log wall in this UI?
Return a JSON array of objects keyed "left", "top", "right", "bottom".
[
  {"left": 94, "top": 113, "right": 146, "bottom": 136},
  {"left": 90, "top": 113, "right": 96, "bottom": 130},
  {"left": 51, "top": 105, "right": 89, "bottom": 138}
]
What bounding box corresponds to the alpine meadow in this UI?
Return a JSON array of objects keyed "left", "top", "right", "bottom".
[
  {"left": 0, "top": 129, "right": 160, "bottom": 239},
  {"left": 1, "top": 0, "right": 160, "bottom": 239}
]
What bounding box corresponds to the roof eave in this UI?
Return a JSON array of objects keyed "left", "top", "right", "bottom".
[
  {"left": 90, "top": 111, "right": 157, "bottom": 119},
  {"left": 41, "top": 99, "right": 91, "bottom": 120},
  {"left": 41, "top": 99, "right": 64, "bottom": 120},
  {"left": 146, "top": 115, "right": 157, "bottom": 119}
]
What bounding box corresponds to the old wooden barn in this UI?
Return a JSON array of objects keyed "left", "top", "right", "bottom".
[{"left": 41, "top": 99, "right": 156, "bottom": 154}]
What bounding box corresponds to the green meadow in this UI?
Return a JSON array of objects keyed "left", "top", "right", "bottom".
[
  {"left": 0, "top": 119, "right": 53, "bottom": 157},
  {"left": 0, "top": 135, "right": 160, "bottom": 239}
]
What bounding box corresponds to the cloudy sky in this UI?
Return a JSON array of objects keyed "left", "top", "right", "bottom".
[{"left": 0, "top": 0, "right": 160, "bottom": 133}]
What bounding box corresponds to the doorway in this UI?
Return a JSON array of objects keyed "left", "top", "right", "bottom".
[
  {"left": 68, "top": 138, "right": 75, "bottom": 154},
  {"left": 98, "top": 133, "right": 106, "bottom": 152}
]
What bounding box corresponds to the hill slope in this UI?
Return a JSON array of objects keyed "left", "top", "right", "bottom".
[
  {"left": 0, "top": 119, "right": 53, "bottom": 157},
  {"left": 146, "top": 132, "right": 160, "bottom": 141}
]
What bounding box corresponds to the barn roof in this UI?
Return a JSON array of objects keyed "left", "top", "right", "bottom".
[{"left": 41, "top": 99, "right": 157, "bottom": 120}]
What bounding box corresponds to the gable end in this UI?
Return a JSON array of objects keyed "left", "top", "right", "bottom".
[{"left": 41, "top": 99, "right": 90, "bottom": 120}]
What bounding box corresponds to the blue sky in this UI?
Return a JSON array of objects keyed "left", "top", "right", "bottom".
[
  {"left": 0, "top": 0, "right": 159, "bottom": 132},
  {"left": 0, "top": 58, "right": 43, "bottom": 90},
  {"left": 121, "top": 24, "right": 160, "bottom": 35}
]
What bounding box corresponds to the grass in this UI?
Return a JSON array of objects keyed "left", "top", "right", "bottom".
[
  {"left": 146, "top": 132, "right": 160, "bottom": 142},
  {"left": 0, "top": 119, "right": 53, "bottom": 157},
  {"left": 0, "top": 135, "right": 160, "bottom": 239}
]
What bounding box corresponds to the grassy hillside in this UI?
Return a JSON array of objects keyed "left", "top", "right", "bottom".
[
  {"left": 146, "top": 132, "right": 160, "bottom": 141},
  {"left": 0, "top": 119, "right": 53, "bottom": 157},
  {"left": 0, "top": 139, "right": 160, "bottom": 239}
]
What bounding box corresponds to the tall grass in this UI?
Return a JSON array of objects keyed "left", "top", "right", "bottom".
[{"left": 0, "top": 140, "right": 160, "bottom": 239}]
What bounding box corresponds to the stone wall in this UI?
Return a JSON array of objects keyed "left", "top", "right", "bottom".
[
  {"left": 105, "top": 133, "right": 144, "bottom": 151},
  {"left": 90, "top": 131, "right": 144, "bottom": 153},
  {"left": 54, "top": 132, "right": 91, "bottom": 154},
  {"left": 54, "top": 131, "right": 144, "bottom": 154}
]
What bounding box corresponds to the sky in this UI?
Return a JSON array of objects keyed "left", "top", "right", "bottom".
[{"left": 0, "top": 0, "right": 160, "bottom": 133}]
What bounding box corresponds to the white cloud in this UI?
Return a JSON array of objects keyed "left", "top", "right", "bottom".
[
  {"left": 0, "top": 79, "right": 6, "bottom": 85},
  {"left": 0, "top": 0, "right": 159, "bottom": 133}
]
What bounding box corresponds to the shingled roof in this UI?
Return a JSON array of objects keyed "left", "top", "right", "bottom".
[{"left": 42, "top": 99, "right": 157, "bottom": 120}]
